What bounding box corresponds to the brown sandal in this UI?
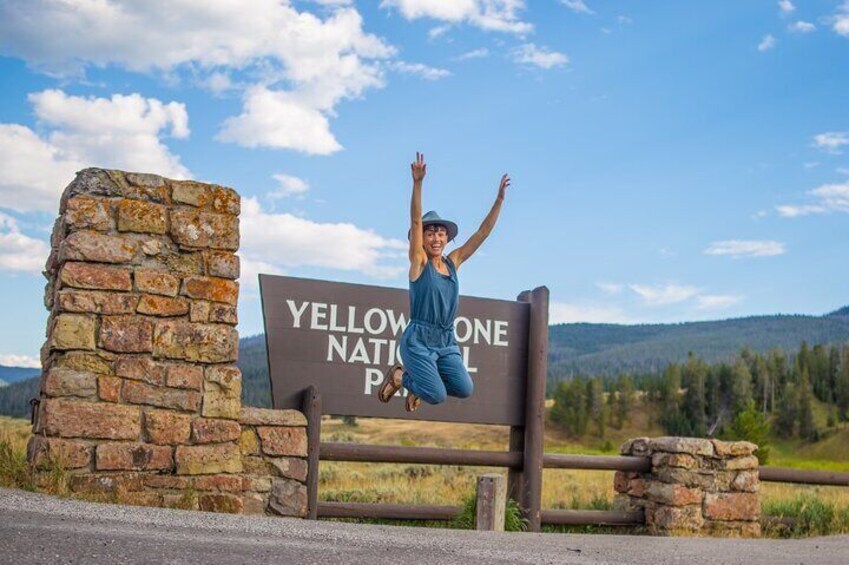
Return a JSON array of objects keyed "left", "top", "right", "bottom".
[
  {"left": 405, "top": 393, "right": 420, "bottom": 413},
  {"left": 378, "top": 364, "right": 403, "bottom": 403}
]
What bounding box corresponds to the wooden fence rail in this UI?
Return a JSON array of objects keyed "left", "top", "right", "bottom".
[
  {"left": 320, "top": 442, "right": 522, "bottom": 468},
  {"left": 320, "top": 443, "right": 653, "bottom": 473},
  {"left": 543, "top": 453, "right": 651, "bottom": 472},
  {"left": 317, "top": 444, "right": 849, "bottom": 527},
  {"left": 317, "top": 502, "right": 646, "bottom": 527},
  {"left": 758, "top": 466, "right": 849, "bottom": 486}
]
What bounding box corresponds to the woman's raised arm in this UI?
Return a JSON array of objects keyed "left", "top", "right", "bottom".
[
  {"left": 408, "top": 153, "right": 427, "bottom": 279},
  {"left": 448, "top": 174, "right": 510, "bottom": 270}
]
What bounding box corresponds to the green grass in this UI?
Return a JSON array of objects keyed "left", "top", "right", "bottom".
[
  {"left": 763, "top": 494, "right": 849, "bottom": 537},
  {"left": 0, "top": 417, "right": 33, "bottom": 490},
  {"left": 451, "top": 494, "right": 528, "bottom": 532}
]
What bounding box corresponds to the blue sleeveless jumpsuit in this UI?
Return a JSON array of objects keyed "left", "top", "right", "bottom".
[{"left": 400, "top": 256, "right": 474, "bottom": 404}]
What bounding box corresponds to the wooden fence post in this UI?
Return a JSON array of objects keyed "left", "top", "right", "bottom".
[
  {"left": 518, "top": 286, "right": 549, "bottom": 533},
  {"left": 302, "top": 386, "right": 321, "bottom": 520},
  {"left": 476, "top": 473, "right": 507, "bottom": 531},
  {"left": 507, "top": 425, "right": 524, "bottom": 505}
]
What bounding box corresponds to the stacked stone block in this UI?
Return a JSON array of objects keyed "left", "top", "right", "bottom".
[
  {"left": 616, "top": 437, "right": 760, "bottom": 537},
  {"left": 239, "top": 407, "right": 309, "bottom": 517},
  {"left": 28, "top": 168, "right": 248, "bottom": 510}
]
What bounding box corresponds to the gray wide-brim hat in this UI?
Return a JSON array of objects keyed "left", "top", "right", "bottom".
[{"left": 409, "top": 210, "right": 458, "bottom": 243}]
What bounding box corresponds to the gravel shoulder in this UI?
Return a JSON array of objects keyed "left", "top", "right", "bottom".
[{"left": 1, "top": 488, "right": 847, "bottom": 565}]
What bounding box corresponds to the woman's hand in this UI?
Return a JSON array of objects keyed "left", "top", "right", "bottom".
[
  {"left": 411, "top": 152, "right": 427, "bottom": 182},
  {"left": 497, "top": 174, "right": 511, "bottom": 201}
]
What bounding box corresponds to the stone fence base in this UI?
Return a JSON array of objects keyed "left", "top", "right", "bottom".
[
  {"left": 616, "top": 437, "right": 760, "bottom": 537},
  {"left": 29, "top": 407, "right": 308, "bottom": 516}
]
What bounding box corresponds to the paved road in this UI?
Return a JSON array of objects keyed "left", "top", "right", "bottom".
[{"left": 1, "top": 488, "right": 847, "bottom": 564}]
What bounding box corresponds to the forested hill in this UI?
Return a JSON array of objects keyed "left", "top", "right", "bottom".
[
  {"left": 549, "top": 308, "right": 849, "bottom": 379},
  {"left": 0, "top": 366, "right": 40, "bottom": 387}
]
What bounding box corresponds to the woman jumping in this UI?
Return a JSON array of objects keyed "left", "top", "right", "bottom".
[{"left": 377, "top": 152, "right": 511, "bottom": 412}]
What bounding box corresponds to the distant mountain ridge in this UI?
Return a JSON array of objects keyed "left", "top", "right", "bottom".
[
  {"left": 828, "top": 305, "right": 849, "bottom": 317},
  {"left": 549, "top": 308, "right": 849, "bottom": 379},
  {"left": 0, "top": 365, "right": 40, "bottom": 385}
]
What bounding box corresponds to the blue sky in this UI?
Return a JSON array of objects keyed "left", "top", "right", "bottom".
[{"left": 1, "top": 0, "right": 848, "bottom": 368}]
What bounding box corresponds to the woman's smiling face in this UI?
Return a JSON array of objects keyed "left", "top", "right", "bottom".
[{"left": 423, "top": 224, "right": 448, "bottom": 258}]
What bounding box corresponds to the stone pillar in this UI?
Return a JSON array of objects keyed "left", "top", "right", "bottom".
[
  {"left": 29, "top": 168, "right": 245, "bottom": 510},
  {"left": 616, "top": 437, "right": 760, "bottom": 537}
]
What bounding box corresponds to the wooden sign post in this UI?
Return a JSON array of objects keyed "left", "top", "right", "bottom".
[{"left": 260, "top": 274, "right": 549, "bottom": 528}]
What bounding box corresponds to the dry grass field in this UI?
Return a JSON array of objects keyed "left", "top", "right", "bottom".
[{"left": 318, "top": 416, "right": 849, "bottom": 514}]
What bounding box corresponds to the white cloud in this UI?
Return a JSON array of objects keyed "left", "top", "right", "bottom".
[
  {"left": 428, "top": 25, "right": 451, "bottom": 39},
  {"left": 758, "top": 34, "right": 777, "bottom": 51},
  {"left": 391, "top": 61, "right": 451, "bottom": 80},
  {"left": 833, "top": 2, "right": 849, "bottom": 37},
  {"left": 775, "top": 204, "right": 826, "bottom": 217},
  {"left": 814, "top": 131, "right": 849, "bottom": 154},
  {"left": 217, "top": 86, "right": 344, "bottom": 154},
  {"left": 380, "top": 0, "right": 533, "bottom": 34},
  {"left": 596, "top": 282, "right": 623, "bottom": 294},
  {"left": 0, "top": 1, "right": 393, "bottom": 75},
  {"left": 778, "top": 0, "right": 795, "bottom": 15},
  {"left": 511, "top": 44, "right": 569, "bottom": 69},
  {"left": 561, "top": 1, "right": 594, "bottom": 15},
  {"left": 0, "top": 353, "right": 41, "bottom": 369},
  {"left": 810, "top": 184, "right": 849, "bottom": 212},
  {"left": 0, "top": 212, "right": 50, "bottom": 274},
  {"left": 239, "top": 197, "right": 406, "bottom": 279},
  {"left": 696, "top": 294, "right": 743, "bottom": 310},
  {"left": 704, "top": 240, "right": 785, "bottom": 258},
  {"left": 837, "top": 167, "right": 849, "bottom": 175},
  {"left": 204, "top": 72, "right": 237, "bottom": 95},
  {"left": 0, "top": 124, "right": 82, "bottom": 214},
  {"left": 0, "top": 90, "right": 190, "bottom": 213},
  {"left": 550, "top": 302, "right": 632, "bottom": 324},
  {"left": 0, "top": 2, "right": 395, "bottom": 155},
  {"left": 455, "top": 48, "right": 490, "bottom": 61},
  {"left": 238, "top": 255, "right": 286, "bottom": 293},
  {"left": 789, "top": 21, "right": 816, "bottom": 33},
  {"left": 629, "top": 284, "right": 701, "bottom": 306},
  {"left": 803, "top": 161, "right": 820, "bottom": 169},
  {"left": 776, "top": 183, "right": 849, "bottom": 216},
  {"left": 270, "top": 174, "right": 311, "bottom": 199}
]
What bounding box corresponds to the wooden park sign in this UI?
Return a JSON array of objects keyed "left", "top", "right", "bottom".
[
  {"left": 259, "top": 274, "right": 549, "bottom": 529},
  {"left": 260, "top": 274, "right": 532, "bottom": 425}
]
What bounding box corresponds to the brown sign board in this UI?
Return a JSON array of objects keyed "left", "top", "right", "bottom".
[{"left": 259, "top": 274, "right": 530, "bottom": 425}]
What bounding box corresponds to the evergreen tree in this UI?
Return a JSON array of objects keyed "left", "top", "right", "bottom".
[
  {"left": 835, "top": 345, "right": 849, "bottom": 422},
  {"left": 810, "top": 344, "right": 831, "bottom": 402},
  {"left": 797, "top": 367, "right": 816, "bottom": 441},
  {"left": 606, "top": 386, "right": 618, "bottom": 429},
  {"left": 682, "top": 353, "right": 707, "bottom": 436},
  {"left": 659, "top": 364, "right": 681, "bottom": 412},
  {"left": 550, "top": 378, "right": 590, "bottom": 437},
  {"left": 587, "top": 377, "right": 607, "bottom": 438},
  {"left": 768, "top": 349, "right": 787, "bottom": 411},
  {"left": 828, "top": 346, "right": 841, "bottom": 408},
  {"left": 725, "top": 400, "right": 771, "bottom": 464},
  {"left": 705, "top": 367, "right": 722, "bottom": 433},
  {"left": 731, "top": 358, "right": 753, "bottom": 414},
  {"left": 751, "top": 354, "right": 770, "bottom": 415},
  {"left": 775, "top": 382, "right": 798, "bottom": 438},
  {"left": 550, "top": 380, "right": 572, "bottom": 431},
  {"left": 615, "top": 374, "right": 635, "bottom": 429},
  {"left": 796, "top": 341, "right": 810, "bottom": 382}
]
